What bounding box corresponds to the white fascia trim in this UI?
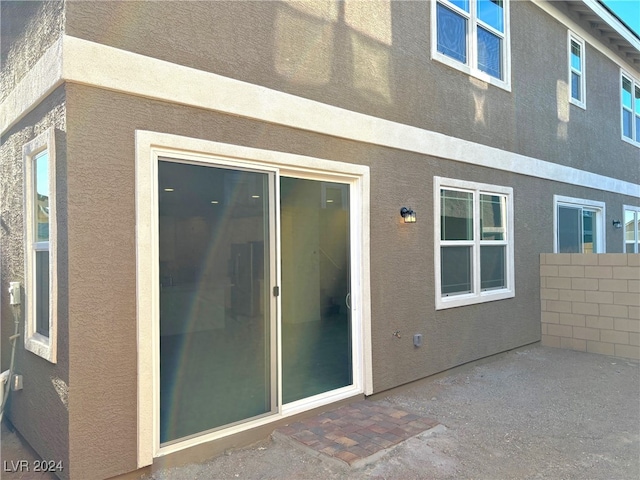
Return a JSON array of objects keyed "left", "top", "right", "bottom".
[
  {"left": 531, "top": 0, "right": 639, "bottom": 76},
  {"left": 2, "top": 34, "right": 639, "bottom": 199}
]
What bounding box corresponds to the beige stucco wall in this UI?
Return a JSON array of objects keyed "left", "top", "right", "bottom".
[
  {"left": 1, "top": 1, "right": 639, "bottom": 478},
  {"left": 0, "top": 86, "right": 70, "bottom": 478},
  {"left": 63, "top": 0, "right": 640, "bottom": 185},
  {"left": 541, "top": 254, "right": 640, "bottom": 360}
]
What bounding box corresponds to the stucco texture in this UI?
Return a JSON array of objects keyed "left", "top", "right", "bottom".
[
  {"left": 0, "top": 0, "right": 64, "bottom": 102},
  {"left": 0, "top": 85, "right": 70, "bottom": 477},
  {"left": 61, "top": 81, "right": 636, "bottom": 477},
  {"left": 64, "top": 1, "right": 639, "bottom": 184}
]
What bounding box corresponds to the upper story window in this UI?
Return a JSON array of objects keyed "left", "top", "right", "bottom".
[
  {"left": 23, "top": 128, "right": 57, "bottom": 363},
  {"left": 569, "top": 32, "right": 586, "bottom": 108},
  {"left": 621, "top": 71, "right": 640, "bottom": 146},
  {"left": 432, "top": 0, "right": 511, "bottom": 90},
  {"left": 434, "top": 177, "right": 515, "bottom": 310}
]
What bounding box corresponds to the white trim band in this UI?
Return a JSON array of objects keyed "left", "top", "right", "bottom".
[{"left": 2, "top": 34, "right": 639, "bottom": 198}]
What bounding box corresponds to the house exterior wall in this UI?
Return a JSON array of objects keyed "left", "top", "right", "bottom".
[
  {"left": 0, "top": 0, "right": 69, "bottom": 475},
  {"left": 0, "top": 0, "right": 64, "bottom": 101},
  {"left": 63, "top": 83, "right": 638, "bottom": 478},
  {"left": 540, "top": 253, "right": 640, "bottom": 360},
  {"left": 0, "top": 87, "right": 70, "bottom": 477},
  {"left": 63, "top": 1, "right": 638, "bottom": 183},
  {"left": 0, "top": 1, "right": 638, "bottom": 479}
]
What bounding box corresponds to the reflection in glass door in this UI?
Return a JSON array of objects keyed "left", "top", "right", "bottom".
[
  {"left": 280, "top": 177, "right": 352, "bottom": 404},
  {"left": 158, "top": 160, "right": 273, "bottom": 444}
]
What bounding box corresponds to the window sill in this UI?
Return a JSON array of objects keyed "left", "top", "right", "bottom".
[
  {"left": 621, "top": 135, "right": 640, "bottom": 148},
  {"left": 25, "top": 333, "right": 56, "bottom": 363},
  {"left": 569, "top": 98, "right": 586, "bottom": 110},
  {"left": 436, "top": 289, "right": 515, "bottom": 310},
  {"left": 432, "top": 52, "right": 512, "bottom": 92}
]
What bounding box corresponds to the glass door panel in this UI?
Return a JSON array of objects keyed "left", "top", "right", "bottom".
[
  {"left": 158, "top": 160, "right": 273, "bottom": 444},
  {"left": 558, "top": 205, "right": 582, "bottom": 253},
  {"left": 280, "top": 177, "right": 352, "bottom": 404}
]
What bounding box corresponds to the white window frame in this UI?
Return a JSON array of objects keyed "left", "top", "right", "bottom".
[
  {"left": 135, "top": 130, "right": 371, "bottom": 465},
  {"left": 623, "top": 204, "right": 640, "bottom": 253},
  {"left": 553, "top": 195, "right": 605, "bottom": 254},
  {"left": 23, "top": 128, "right": 57, "bottom": 363},
  {"left": 621, "top": 69, "right": 640, "bottom": 147},
  {"left": 431, "top": 0, "right": 512, "bottom": 91},
  {"left": 568, "top": 31, "right": 586, "bottom": 109},
  {"left": 434, "top": 177, "right": 514, "bottom": 310}
]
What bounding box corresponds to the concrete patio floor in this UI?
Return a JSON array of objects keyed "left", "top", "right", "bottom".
[{"left": 2, "top": 345, "right": 639, "bottom": 479}]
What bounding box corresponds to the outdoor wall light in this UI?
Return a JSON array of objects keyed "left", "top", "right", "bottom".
[
  {"left": 400, "top": 207, "right": 416, "bottom": 223},
  {"left": 612, "top": 220, "right": 622, "bottom": 229}
]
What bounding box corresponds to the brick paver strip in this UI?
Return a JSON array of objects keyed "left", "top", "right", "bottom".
[{"left": 274, "top": 400, "right": 439, "bottom": 467}]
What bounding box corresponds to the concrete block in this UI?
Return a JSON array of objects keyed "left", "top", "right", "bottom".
[
  {"left": 584, "top": 266, "right": 613, "bottom": 279},
  {"left": 541, "top": 323, "right": 547, "bottom": 335},
  {"left": 614, "top": 344, "right": 640, "bottom": 360},
  {"left": 540, "top": 265, "right": 558, "bottom": 277},
  {"left": 588, "top": 291, "right": 613, "bottom": 304},
  {"left": 613, "top": 292, "right": 640, "bottom": 307},
  {"left": 545, "top": 254, "right": 571, "bottom": 265},
  {"left": 547, "top": 324, "right": 573, "bottom": 338},
  {"left": 571, "top": 254, "right": 598, "bottom": 265},
  {"left": 541, "top": 311, "right": 560, "bottom": 324},
  {"left": 629, "top": 306, "right": 640, "bottom": 320},
  {"left": 572, "top": 302, "right": 599, "bottom": 316},
  {"left": 539, "top": 253, "right": 546, "bottom": 265},
  {"left": 614, "top": 318, "right": 640, "bottom": 333},
  {"left": 599, "top": 304, "right": 628, "bottom": 319},
  {"left": 541, "top": 288, "right": 559, "bottom": 300},
  {"left": 559, "top": 265, "right": 584, "bottom": 278},
  {"left": 547, "top": 300, "right": 573, "bottom": 313},
  {"left": 586, "top": 316, "right": 613, "bottom": 330},
  {"left": 559, "top": 313, "right": 586, "bottom": 327},
  {"left": 586, "top": 340, "right": 615, "bottom": 356},
  {"left": 597, "top": 254, "right": 628, "bottom": 266},
  {"left": 612, "top": 267, "right": 640, "bottom": 280},
  {"left": 598, "top": 279, "right": 627, "bottom": 292},
  {"left": 558, "top": 289, "right": 585, "bottom": 302},
  {"left": 629, "top": 332, "right": 640, "bottom": 347},
  {"left": 600, "top": 330, "right": 629, "bottom": 345},
  {"left": 572, "top": 278, "right": 599, "bottom": 291},
  {"left": 626, "top": 254, "right": 640, "bottom": 267},
  {"left": 561, "top": 337, "right": 586, "bottom": 351},
  {"left": 546, "top": 277, "right": 572, "bottom": 289},
  {"left": 541, "top": 335, "right": 561, "bottom": 348},
  {"left": 628, "top": 280, "right": 639, "bottom": 293},
  {"left": 572, "top": 327, "right": 600, "bottom": 341}
]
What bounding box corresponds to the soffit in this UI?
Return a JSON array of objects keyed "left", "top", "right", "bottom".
[{"left": 560, "top": 0, "right": 640, "bottom": 69}]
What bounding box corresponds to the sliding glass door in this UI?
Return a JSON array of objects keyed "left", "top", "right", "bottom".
[
  {"left": 158, "top": 160, "right": 274, "bottom": 444},
  {"left": 280, "top": 177, "right": 352, "bottom": 404},
  {"left": 156, "top": 160, "right": 354, "bottom": 445}
]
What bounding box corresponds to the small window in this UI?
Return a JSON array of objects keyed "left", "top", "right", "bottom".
[
  {"left": 621, "top": 71, "right": 640, "bottom": 146},
  {"left": 435, "top": 177, "right": 514, "bottom": 309},
  {"left": 432, "top": 0, "right": 511, "bottom": 90},
  {"left": 624, "top": 205, "right": 640, "bottom": 253},
  {"left": 568, "top": 32, "right": 586, "bottom": 108},
  {"left": 23, "top": 129, "right": 57, "bottom": 363},
  {"left": 554, "top": 196, "right": 605, "bottom": 254}
]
